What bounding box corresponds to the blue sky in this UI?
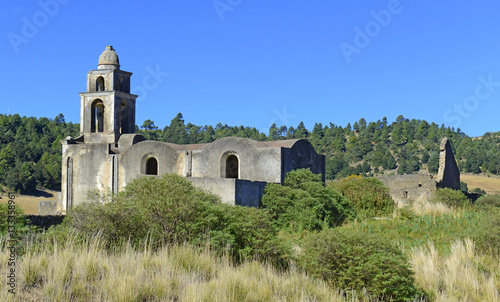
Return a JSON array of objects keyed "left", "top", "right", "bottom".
[{"left": 1, "top": 1, "right": 500, "bottom": 137}]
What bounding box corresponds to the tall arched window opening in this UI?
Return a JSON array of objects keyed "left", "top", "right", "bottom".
[
  {"left": 146, "top": 157, "right": 158, "bottom": 175},
  {"left": 96, "top": 76, "right": 105, "bottom": 91},
  {"left": 120, "top": 100, "right": 128, "bottom": 134},
  {"left": 91, "top": 99, "right": 104, "bottom": 133},
  {"left": 226, "top": 155, "right": 239, "bottom": 178},
  {"left": 67, "top": 157, "right": 73, "bottom": 210}
]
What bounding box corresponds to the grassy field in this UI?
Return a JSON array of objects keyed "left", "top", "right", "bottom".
[
  {"left": 1, "top": 218, "right": 498, "bottom": 301},
  {"left": 0, "top": 236, "right": 360, "bottom": 302},
  {"left": 0, "top": 190, "right": 57, "bottom": 215},
  {"left": 461, "top": 174, "right": 500, "bottom": 195}
]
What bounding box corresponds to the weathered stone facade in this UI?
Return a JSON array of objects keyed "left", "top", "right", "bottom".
[{"left": 59, "top": 47, "right": 325, "bottom": 212}]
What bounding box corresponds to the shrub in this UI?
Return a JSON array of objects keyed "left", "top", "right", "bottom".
[
  {"left": 0, "top": 202, "right": 31, "bottom": 235},
  {"left": 471, "top": 187, "right": 486, "bottom": 195},
  {"left": 200, "top": 203, "right": 285, "bottom": 261},
  {"left": 430, "top": 188, "right": 469, "bottom": 208},
  {"left": 460, "top": 181, "right": 468, "bottom": 192},
  {"left": 261, "top": 169, "right": 354, "bottom": 232},
  {"left": 300, "top": 228, "right": 424, "bottom": 301},
  {"left": 474, "top": 194, "right": 500, "bottom": 209},
  {"left": 329, "top": 175, "right": 395, "bottom": 218},
  {"left": 59, "top": 174, "right": 282, "bottom": 261}
]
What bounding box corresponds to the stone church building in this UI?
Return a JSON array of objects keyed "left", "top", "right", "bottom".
[{"left": 60, "top": 46, "right": 325, "bottom": 213}]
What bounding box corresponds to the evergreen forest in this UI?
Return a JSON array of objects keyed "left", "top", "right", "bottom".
[{"left": 1, "top": 112, "right": 499, "bottom": 194}]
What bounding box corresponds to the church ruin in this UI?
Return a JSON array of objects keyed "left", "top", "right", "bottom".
[{"left": 60, "top": 46, "right": 325, "bottom": 212}]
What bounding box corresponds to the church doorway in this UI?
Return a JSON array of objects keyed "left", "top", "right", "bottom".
[
  {"left": 146, "top": 157, "right": 158, "bottom": 175},
  {"left": 226, "top": 155, "right": 239, "bottom": 179}
]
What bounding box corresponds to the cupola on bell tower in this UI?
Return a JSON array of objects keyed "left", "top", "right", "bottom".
[{"left": 79, "top": 46, "right": 138, "bottom": 143}]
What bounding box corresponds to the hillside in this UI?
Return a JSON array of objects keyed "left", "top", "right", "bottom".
[
  {"left": 1, "top": 112, "right": 500, "bottom": 193},
  {"left": 140, "top": 113, "right": 500, "bottom": 181},
  {"left": 460, "top": 174, "right": 500, "bottom": 195}
]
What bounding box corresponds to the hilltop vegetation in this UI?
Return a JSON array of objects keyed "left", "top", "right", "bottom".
[
  {"left": 140, "top": 113, "right": 500, "bottom": 180},
  {"left": 1, "top": 112, "right": 500, "bottom": 193}
]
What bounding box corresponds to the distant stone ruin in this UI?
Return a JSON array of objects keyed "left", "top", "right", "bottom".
[
  {"left": 378, "top": 137, "right": 460, "bottom": 205},
  {"left": 378, "top": 174, "right": 436, "bottom": 205},
  {"left": 436, "top": 137, "right": 460, "bottom": 190}
]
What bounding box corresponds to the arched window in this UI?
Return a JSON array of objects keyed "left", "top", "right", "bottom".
[
  {"left": 226, "top": 155, "right": 238, "bottom": 178},
  {"left": 120, "top": 100, "right": 128, "bottom": 134},
  {"left": 119, "top": 77, "right": 124, "bottom": 91},
  {"left": 91, "top": 99, "right": 104, "bottom": 133},
  {"left": 96, "top": 77, "right": 105, "bottom": 91},
  {"left": 146, "top": 157, "right": 158, "bottom": 175}
]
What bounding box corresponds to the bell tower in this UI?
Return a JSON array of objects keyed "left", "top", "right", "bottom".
[{"left": 79, "top": 46, "right": 138, "bottom": 143}]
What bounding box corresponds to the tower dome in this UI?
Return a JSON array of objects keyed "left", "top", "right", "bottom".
[{"left": 98, "top": 46, "right": 120, "bottom": 70}]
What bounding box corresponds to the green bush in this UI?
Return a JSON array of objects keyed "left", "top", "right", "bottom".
[
  {"left": 58, "top": 174, "right": 282, "bottom": 261},
  {"left": 300, "top": 228, "right": 423, "bottom": 301},
  {"left": 329, "top": 175, "right": 395, "bottom": 218},
  {"left": 430, "top": 188, "right": 469, "bottom": 208},
  {"left": 474, "top": 194, "right": 500, "bottom": 209},
  {"left": 0, "top": 202, "right": 31, "bottom": 235},
  {"left": 261, "top": 169, "right": 354, "bottom": 232},
  {"left": 471, "top": 187, "right": 486, "bottom": 195},
  {"left": 460, "top": 181, "right": 468, "bottom": 192},
  {"left": 199, "top": 203, "right": 285, "bottom": 261}
]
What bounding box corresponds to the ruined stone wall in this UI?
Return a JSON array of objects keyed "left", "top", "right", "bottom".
[
  {"left": 282, "top": 140, "right": 326, "bottom": 183},
  {"left": 378, "top": 174, "right": 437, "bottom": 205},
  {"left": 436, "top": 137, "right": 460, "bottom": 190}
]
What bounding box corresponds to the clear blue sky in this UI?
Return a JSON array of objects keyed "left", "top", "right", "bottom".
[{"left": 1, "top": 1, "right": 500, "bottom": 137}]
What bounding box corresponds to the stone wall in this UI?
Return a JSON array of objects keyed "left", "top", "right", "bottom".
[
  {"left": 188, "top": 177, "right": 267, "bottom": 207},
  {"left": 436, "top": 137, "right": 460, "bottom": 190},
  {"left": 283, "top": 139, "right": 326, "bottom": 183},
  {"left": 61, "top": 142, "right": 112, "bottom": 212},
  {"left": 119, "top": 140, "right": 181, "bottom": 188},
  {"left": 190, "top": 137, "right": 283, "bottom": 183},
  {"left": 378, "top": 174, "right": 437, "bottom": 205},
  {"left": 25, "top": 215, "right": 65, "bottom": 230}
]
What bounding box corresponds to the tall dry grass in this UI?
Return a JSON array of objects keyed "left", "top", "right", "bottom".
[
  {"left": 411, "top": 201, "right": 452, "bottom": 216},
  {"left": 410, "top": 239, "right": 500, "bottom": 302},
  {"left": 0, "top": 234, "right": 371, "bottom": 302}
]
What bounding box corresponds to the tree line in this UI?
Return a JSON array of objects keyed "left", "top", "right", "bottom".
[
  {"left": 0, "top": 113, "right": 79, "bottom": 194},
  {"left": 1, "top": 112, "right": 499, "bottom": 193},
  {"left": 141, "top": 113, "right": 500, "bottom": 180}
]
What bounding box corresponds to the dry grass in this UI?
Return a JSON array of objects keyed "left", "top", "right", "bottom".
[
  {"left": 411, "top": 201, "right": 452, "bottom": 216},
  {"left": 0, "top": 234, "right": 371, "bottom": 302},
  {"left": 411, "top": 239, "right": 500, "bottom": 302},
  {"left": 461, "top": 174, "right": 500, "bottom": 195}
]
